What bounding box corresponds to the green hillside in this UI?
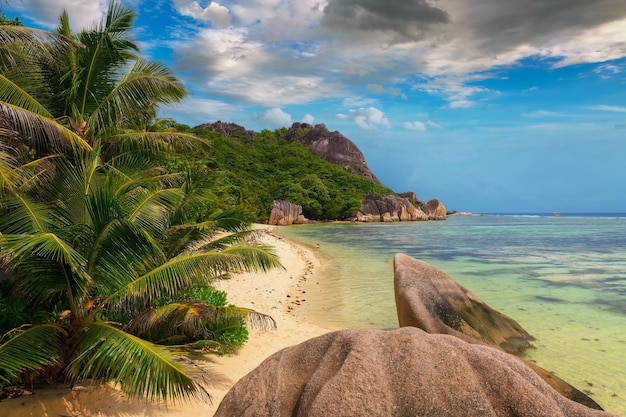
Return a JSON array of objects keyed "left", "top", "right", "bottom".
[{"left": 166, "top": 124, "right": 394, "bottom": 222}]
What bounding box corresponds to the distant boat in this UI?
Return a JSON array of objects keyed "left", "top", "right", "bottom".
[{"left": 552, "top": 212, "right": 561, "bottom": 217}]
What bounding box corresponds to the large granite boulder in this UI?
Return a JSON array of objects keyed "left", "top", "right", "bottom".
[
  {"left": 268, "top": 200, "right": 308, "bottom": 226},
  {"left": 214, "top": 327, "right": 616, "bottom": 417},
  {"left": 393, "top": 253, "right": 603, "bottom": 409},
  {"left": 424, "top": 198, "right": 447, "bottom": 219},
  {"left": 352, "top": 194, "right": 428, "bottom": 222},
  {"left": 284, "top": 123, "right": 381, "bottom": 184},
  {"left": 394, "top": 253, "right": 533, "bottom": 354}
]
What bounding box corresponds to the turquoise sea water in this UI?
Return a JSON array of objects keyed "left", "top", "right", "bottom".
[{"left": 275, "top": 214, "right": 626, "bottom": 415}]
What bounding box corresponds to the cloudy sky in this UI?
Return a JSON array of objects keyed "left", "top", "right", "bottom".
[{"left": 5, "top": 0, "right": 626, "bottom": 213}]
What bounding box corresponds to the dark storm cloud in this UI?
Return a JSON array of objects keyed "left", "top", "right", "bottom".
[
  {"left": 321, "top": 0, "right": 450, "bottom": 41},
  {"left": 468, "top": 0, "right": 626, "bottom": 53}
]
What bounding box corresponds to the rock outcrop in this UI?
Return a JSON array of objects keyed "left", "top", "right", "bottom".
[
  {"left": 398, "top": 192, "right": 447, "bottom": 220},
  {"left": 351, "top": 194, "right": 428, "bottom": 222},
  {"left": 423, "top": 198, "right": 447, "bottom": 219},
  {"left": 267, "top": 200, "right": 308, "bottom": 226},
  {"left": 393, "top": 253, "right": 604, "bottom": 410},
  {"left": 351, "top": 194, "right": 446, "bottom": 222},
  {"left": 284, "top": 123, "right": 381, "bottom": 184},
  {"left": 214, "top": 327, "right": 616, "bottom": 417},
  {"left": 394, "top": 253, "right": 533, "bottom": 354},
  {"left": 194, "top": 120, "right": 256, "bottom": 141}
]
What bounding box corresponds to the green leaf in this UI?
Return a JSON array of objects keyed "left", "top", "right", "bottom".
[
  {"left": 0, "top": 324, "right": 66, "bottom": 384},
  {"left": 70, "top": 322, "right": 201, "bottom": 401}
]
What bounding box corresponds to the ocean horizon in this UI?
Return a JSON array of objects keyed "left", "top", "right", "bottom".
[{"left": 275, "top": 213, "right": 626, "bottom": 415}]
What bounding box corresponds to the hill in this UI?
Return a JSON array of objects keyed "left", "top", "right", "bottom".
[{"left": 168, "top": 121, "right": 441, "bottom": 223}]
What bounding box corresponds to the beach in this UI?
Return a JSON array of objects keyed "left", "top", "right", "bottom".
[{"left": 0, "top": 225, "right": 332, "bottom": 417}]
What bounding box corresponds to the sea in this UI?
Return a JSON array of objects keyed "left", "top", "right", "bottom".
[{"left": 274, "top": 213, "right": 626, "bottom": 415}]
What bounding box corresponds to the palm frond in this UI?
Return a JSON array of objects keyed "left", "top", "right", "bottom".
[
  {"left": 127, "top": 302, "right": 211, "bottom": 342},
  {"left": 74, "top": 1, "right": 138, "bottom": 120},
  {"left": 128, "top": 301, "right": 276, "bottom": 344},
  {"left": 87, "top": 59, "right": 186, "bottom": 139},
  {"left": 107, "top": 247, "right": 282, "bottom": 308},
  {"left": 0, "top": 142, "right": 55, "bottom": 196},
  {"left": 111, "top": 131, "right": 209, "bottom": 154},
  {"left": 219, "top": 244, "right": 284, "bottom": 273},
  {"left": 229, "top": 305, "right": 277, "bottom": 331},
  {"left": 70, "top": 322, "right": 202, "bottom": 401},
  {"left": 1, "top": 232, "right": 86, "bottom": 270},
  {"left": 0, "top": 25, "right": 75, "bottom": 71},
  {"left": 0, "top": 194, "right": 51, "bottom": 233},
  {"left": 0, "top": 101, "right": 91, "bottom": 153},
  {"left": 125, "top": 187, "right": 184, "bottom": 238},
  {"left": 0, "top": 73, "right": 53, "bottom": 116},
  {"left": 0, "top": 324, "right": 66, "bottom": 384}
]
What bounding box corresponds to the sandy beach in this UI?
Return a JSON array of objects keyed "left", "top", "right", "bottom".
[{"left": 0, "top": 225, "right": 332, "bottom": 417}]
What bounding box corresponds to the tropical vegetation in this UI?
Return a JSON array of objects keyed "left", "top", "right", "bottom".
[
  {"left": 0, "top": 1, "right": 280, "bottom": 401},
  {"left": 166, "top": 125, "right": 395, "bottom": 221}
]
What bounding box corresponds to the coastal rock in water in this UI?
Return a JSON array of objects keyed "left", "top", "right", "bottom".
[
  {"left": 214, "top": 327, "right": 616, "bottom": 417},
  {"left": 394, "top": 253, "right": 533, "bottom": 354},
  {"left": 424, "top": 198, "right": 447, "bottom": 219},
  {"left": 397, "top": 192, "right": 447, "bottom": 220},
  {"left": 268, "top": 200, "right": 308, "bottom": 226},
  {"left": 393, "top": 253, "right": 604, "bottom": 410},
  {"left": 284, "top": 123, "right": 381, "bottom": 184},
  {"left": 352, "top": 194, "right": 428, "bottom": 222}
]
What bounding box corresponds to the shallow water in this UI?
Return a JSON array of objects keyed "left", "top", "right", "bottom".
[{"left": 275, "top": 214, "right": 626, "bottom": 415}]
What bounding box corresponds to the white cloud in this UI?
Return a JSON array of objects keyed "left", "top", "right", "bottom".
[
  {"left": 163, "top": 96, "right": 243, "bottom": 125},
  {"left": 403, "top": 121, "right": 426, "bottom": 131},
  {"left": 7, "top": 0, "right": 106, "bottom": 31},
  {"left": 522, "top": 110, "right": 566, "bottom": 118},
  {"left": 263, "top": 108, "right": 292, "bottom": 127},
  {"left": 336, "top": 113, "right": 348, "bottom": 119},
  {"left": 343, "top": 97, "right": 378, "bottom": 108},
  {"left": 303, "top": 114, "right": 316, "bottom": 124},
  {"left": 449, "top": 100, "right": 476, "bottom": 109},
  {"left": 426, "top": 120, "right": 443, "bottom": 129},
  {"left": 587, "top": 105, "right": 626, "bottom": 113},
  {"left": 174, "top": 0, "right": 231, "bottom": 27},
  {"left": 367, "top": 84, "right": 386, "bottom": 94},
  {"left": 349, "top": 107, "right": 390, "bottom": 130}
]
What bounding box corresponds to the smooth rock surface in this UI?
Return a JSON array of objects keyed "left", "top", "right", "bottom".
[
  {"left": 214, "top": 327, "right": 617, "bottom": 417},
  {"left": 267, "top": 200, "right": 308, "bottom": 226},
  {"left": 284, "top": 123, "right": 381, "bottom": 184},
  {"left": 352, "top": 194, "right": 428, "bottom": 222},
  {"left": 394, "top": 253, "right": 533, "bottom": 354},
  {"left": 393, "top": 253, "right": 605, "bottom": 410}
]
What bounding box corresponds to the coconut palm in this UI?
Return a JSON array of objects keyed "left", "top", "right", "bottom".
[
  {"left": 0, "top": 1, "right": 282, "bottom": 401},
  {"left": 0, "top": 146, "right": 281, "bottom": 400},
  {"left": 0, "top": 0, "right": 201, "bottom": 158}
]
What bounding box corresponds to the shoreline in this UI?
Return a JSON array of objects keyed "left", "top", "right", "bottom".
[{"left": 0, "top": 224, "right": 333, "bottom": 416}]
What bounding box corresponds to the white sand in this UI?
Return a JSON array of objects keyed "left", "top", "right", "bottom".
[{"left": 0, "top": 225, "right": 332, "bottom": 417}]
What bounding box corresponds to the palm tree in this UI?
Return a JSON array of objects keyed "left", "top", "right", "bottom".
[
  {"left": 0, "top": 1, "right": 282, "bottom": 401},
  {"left": 0, "top": 0, "right": 201, "bottom": 157},
  {"left": 0, "top": 146, "right": 281, "bottom": 400}
]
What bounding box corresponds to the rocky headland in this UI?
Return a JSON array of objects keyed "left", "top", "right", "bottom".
[{"left": 197, "top": 121, "right": 448, "bottom": 224}]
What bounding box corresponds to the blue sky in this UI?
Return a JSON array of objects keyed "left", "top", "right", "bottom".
[{"left": 4, "top": 0, "right": 626, "bottom": 213}]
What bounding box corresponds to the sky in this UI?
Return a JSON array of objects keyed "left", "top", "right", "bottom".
[{"left": 3, "top": 0, "right": 626, "bottom": 213}]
